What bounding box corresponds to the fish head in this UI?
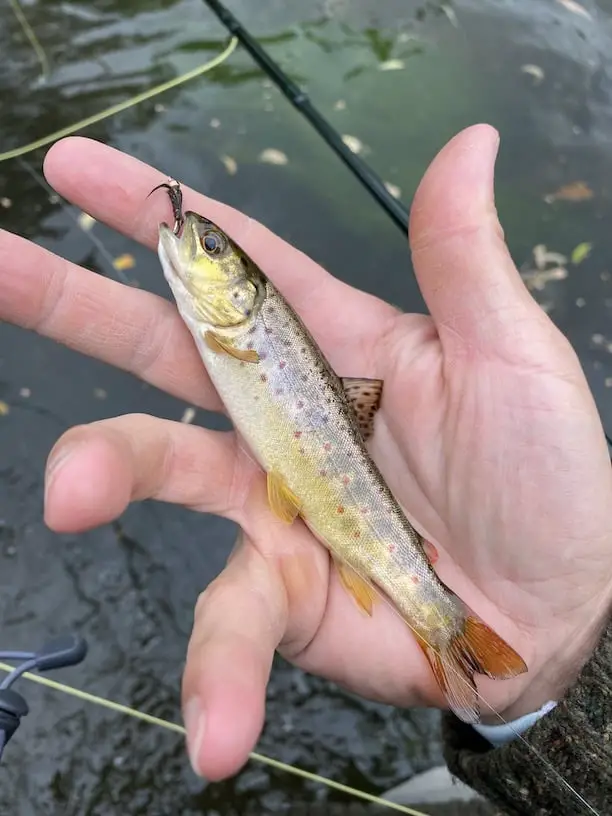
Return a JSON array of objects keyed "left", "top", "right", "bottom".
[{"left": 158, "top": 211, "right": 262, "bottom": 328}]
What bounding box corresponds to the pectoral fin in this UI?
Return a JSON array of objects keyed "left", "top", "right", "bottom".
[
  {"left": 341, "top": 377, "right": 383, "bottom": 441},
  {"left": 334, "top": 557, "right": 378, "bottom": 616},
  {"left": 267, "top": 470, "right": 301, "bottom": 524},
  {"left": 204, "top": 330, "right": 259, "bottom": 363}
]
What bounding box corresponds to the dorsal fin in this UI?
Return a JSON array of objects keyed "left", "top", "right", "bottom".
[{"left": 341, "top": 377, "right": 383, "bottom": 441}]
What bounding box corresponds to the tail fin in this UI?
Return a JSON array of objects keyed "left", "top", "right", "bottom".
[{"left": 417, "top": 600, "right": 528, "bottom": 724}]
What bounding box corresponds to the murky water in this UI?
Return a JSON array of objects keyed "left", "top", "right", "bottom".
[{"left": 0, "top": 1, "right": 610, "bottom": 814}]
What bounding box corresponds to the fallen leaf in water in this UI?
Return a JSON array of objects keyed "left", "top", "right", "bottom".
[
  {"left": 384, "top": 181, "right": 402, "bottom": 199},
  {"left": 0, "top": 401, "right": 9, "bottom": 416},
  {"left": 544, "top": 181, "right": 594, "bottom": 203},
  {"left": 78, "top": 212, "right": 96, "bottom": 231},
  {"left": 342, "top": 134, "right": 364, "bottom": 154},
  {"left": 441, "top": 3, "right": 459, "bottom": 27},
  {"left": 521, "top": 64, "right": 545, "bottom": 83},
  {"left": 259, "top": 148, "right": 288, "bottom": 165},
  {"left": 0, "top": 197, "right": 12, "bottom": 208},
  {"left": 555, "top": 0, "right": 592, "bottom": 20},
  {"left": 533, "top": 244, "right": 567, "bottom": 270},
  {"left": 571, "top": 242, "right": 593, "bottom": 264},
  {"left": 181, "top": 406, "right": 196, "bottom": 424},
  {"left": 379, "top": 59, "right": 405, "bottom": 71},
  {"left": 112, "top": 254, "right": 136, "bottom": 272},
  {"left": 221, "top": 155, "right": 238, "bottom": 175}
]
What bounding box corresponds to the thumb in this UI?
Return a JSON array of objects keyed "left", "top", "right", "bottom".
[{"left": 409, "top": 124, "right": 542, "bottom": 354}]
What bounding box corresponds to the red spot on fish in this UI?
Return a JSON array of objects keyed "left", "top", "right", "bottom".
[
  {"left": 342, "top": 475, "right": 350, "bottom": 486},
  {"left": 410, "top": 574, "right": 420, "bottom": 585},
  {"left": 337, "top": 505, "right": 345, "bottom": 514},
  {"left": 323, "top": 442, "right": 331, "bottom": 452},
  {"left": 387, "top": 543, "right": 396, "bottom": 554},
  {"left": 294, "top": 431, "right": 302, "bottom": 439},
  {"left": 279, "top": 360, "right": 287, "bottom": 369},
  {"left": 260, "top": 374, "right": 267, "bottom": 383}
]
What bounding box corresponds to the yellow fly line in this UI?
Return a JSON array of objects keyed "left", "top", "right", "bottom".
[
  {"left": 0, "top": 35, "right": 239, "bottom": 163},
  {"left": 0, "top": 662, "right": 430, "bottom": 816}
]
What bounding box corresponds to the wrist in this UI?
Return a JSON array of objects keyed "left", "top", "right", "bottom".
[{"left": 487, "top": 601, "right": 610, "bottom": 725}]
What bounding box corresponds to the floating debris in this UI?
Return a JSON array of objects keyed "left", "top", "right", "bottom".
[
  {"left": 0, "top": 401, "right": 9, "bottom": 416},
  {"left": 555, "top": 0, "right": 592, "bottom": 20},
  {"left": 521, "top": 64, "right": 545, "bottom": 84},
  {"left": 341, "top": 134, "right": 364, "bottom": 155},
  {"left": 575, "top": 297, "right": 586, "bottom": 307},
  {"left": 334, "top": 99, "right": 346, "bottom": 111},
  {"left": 112, "top": 254, "right": 136, "bottom": 272},
  {"left": 379, "top": 59, "right": 405, "bottom": 72},
  {"left": 77, "top": 212, "right": 96, "bottom": 231},
  {"left": 93, "top": 388, "right": 107, "bottom": 400},
  {"left": 221, "top": 155, "right": 238, "bottom": 175},
  {"left": 571, "top": 242, "right": 593, "bottom": 265},
  {"left": 210, "top": 118, "right": 221, "bottom": 129},
  {"left": 605, "top": 377, "right": 612, "bottom": 388},
  {"left": 521, "top": 244, "right": 568, "bottom": 291},
  {"left": 258, "top": 148, "right": 288, "bottom": 165},
  {"left": 0, "top": 197, "right": 12, "bottom": 208},
  {"left": 441, "top": 3, "right": 459, "bottom": 26},
  {"left": 544, "top": 181, "right": 594, "bottom": 203},
  {"left": 154, "top": 103, "right": 166, "bottom": 113},
  {"left": 181, "top": 406, "right": 196, "bottom": 424},
  {"left": 384, "top": 181, "right": 402, "bottom": 199},
  {"left": 19, "top": 388, "right": 31, "bottom": 398}
]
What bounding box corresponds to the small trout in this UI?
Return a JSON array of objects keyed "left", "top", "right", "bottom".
[{"left": 156, "top": 192, "right": 527, "bottom": 722}]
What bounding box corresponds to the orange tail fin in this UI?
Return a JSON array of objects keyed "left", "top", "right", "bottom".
[{"left": 417, "top": 601, "right": 528, "bottom": 723}]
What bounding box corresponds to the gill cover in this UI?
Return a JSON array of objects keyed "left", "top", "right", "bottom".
[{"left": 159, "top": 211, "right": 264, "bottom": 328}]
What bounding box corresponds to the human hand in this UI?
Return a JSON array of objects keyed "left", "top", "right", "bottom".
[{"left": 1, "top": 125, "right": 610, "bottom": 781}]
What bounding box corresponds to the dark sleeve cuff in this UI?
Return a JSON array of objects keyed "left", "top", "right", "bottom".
[{"left": 441, "top": 613, "right": 612, "bottom": 815}]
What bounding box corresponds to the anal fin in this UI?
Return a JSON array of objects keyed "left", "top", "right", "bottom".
[
  {"left": 204, "top": 330, "right": 259, "bottom": 363},
  {"left": 334, "top": 557, "right": 378, "bottom": 616},
  {"left": 267, "top": 470, "right": 300, "bottom": 524},
  {"left": 341, "top": 377, "right": 383, "bottom": 441}
]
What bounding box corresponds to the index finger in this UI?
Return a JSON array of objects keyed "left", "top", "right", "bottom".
[{"left": 43, "top": 137, "right": 397, "bottom": 333}]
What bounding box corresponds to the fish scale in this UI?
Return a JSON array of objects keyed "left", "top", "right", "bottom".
[{"left": 157, "top": 206, "right": 528, "bottom": 724}]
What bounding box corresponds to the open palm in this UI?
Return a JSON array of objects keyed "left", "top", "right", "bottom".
[{"left": 1, "top": 125, "right": 610, "bottom": 781}]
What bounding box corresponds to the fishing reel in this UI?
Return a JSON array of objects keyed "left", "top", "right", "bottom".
[{"left": 0, "top": 634, "right": 87, "bottom": 761}]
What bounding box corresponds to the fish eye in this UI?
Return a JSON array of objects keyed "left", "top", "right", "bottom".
[{"left": 201, "top": 230, "right": 226, "bottom": 255}]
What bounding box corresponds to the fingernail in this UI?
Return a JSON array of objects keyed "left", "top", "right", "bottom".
[
  {"left": 183, "top": 698, "right": 206, "bottom": 777},
  {"left": 47, "top": 444, "right": 79, "bottom": 483}
]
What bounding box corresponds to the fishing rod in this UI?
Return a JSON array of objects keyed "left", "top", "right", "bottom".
[
  {"left": 201, "top": 0, "right": 409, "bottom": 234},
  {"left": 199, "top": 0, "right": 612, "bottom": 457},
  {"left": 0, "top": 634, "right": 87, "bottom": 761}
]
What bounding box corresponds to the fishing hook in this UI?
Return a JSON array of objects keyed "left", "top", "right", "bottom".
[{"left": 148, "top": 179, "right": 184, "bottom": 234}]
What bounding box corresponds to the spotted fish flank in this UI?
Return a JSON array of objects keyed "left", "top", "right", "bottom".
[{"left": 157, "top": 205, "right": 528, "bottom": 725}]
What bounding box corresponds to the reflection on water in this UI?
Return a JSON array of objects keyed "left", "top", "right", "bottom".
[{"left": 0, "top": 0, "right": 611, "bottom": 813}]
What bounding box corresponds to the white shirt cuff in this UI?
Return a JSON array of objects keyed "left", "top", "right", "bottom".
[{"left": 472, "top": 700, "right": 557, "bottom": 747}]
